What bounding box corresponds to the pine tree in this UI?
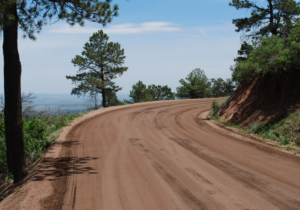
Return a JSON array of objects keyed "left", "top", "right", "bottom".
[
  {"left": 147, "top": 85, "right": 175, "bottom": 101},
  {"left": 0, "top": 0, "right": 118, "bottom": 182},
  {"left": 176, "top": 68, "right": 211, "bottom": 99},
  {"left": 229, "top": 0, "right": 300, "bottom": 39},
  {"left": 66, "top": 30, "right": 128, "bottom": 108},
  {"left": 210, "top": 78, "right": 236, "bottom": 97},
  {"left": 129, "top": 81, "right": 148, "bottom": 103}
]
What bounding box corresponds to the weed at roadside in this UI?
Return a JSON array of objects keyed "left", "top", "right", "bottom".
[
  {"left": 210, "top": 99, "right": 226, "bottom": 117},
  {"left": 247, "top": 122, "right": 264, "bottom": 134}
]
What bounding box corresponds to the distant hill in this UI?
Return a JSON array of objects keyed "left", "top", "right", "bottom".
[{"left": 32, "top": 93, "right": 130, "bottom": 114}]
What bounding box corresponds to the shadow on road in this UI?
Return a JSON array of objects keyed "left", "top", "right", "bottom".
[{"left": 31, "top": 140, "right": 99, "bottom": 182}]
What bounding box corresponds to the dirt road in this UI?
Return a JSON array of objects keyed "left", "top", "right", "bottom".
[{"left": 1, "top": 99, "right": 300, "bottom": 210}]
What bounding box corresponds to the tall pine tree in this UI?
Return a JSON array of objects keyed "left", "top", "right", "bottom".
[{"left": 66, "top": 30, "right": 128, "bottom": 108}]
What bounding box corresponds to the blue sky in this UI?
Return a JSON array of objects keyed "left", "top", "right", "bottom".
[{"left": 0, "top": 0, "right": 248, "bottom": 95}]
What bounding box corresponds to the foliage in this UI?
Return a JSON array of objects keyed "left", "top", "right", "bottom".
[
  {"left": 232, "top": 20, "right": 300, "bottom": 81},
  {"left": 229, "top": 0, "right": 300, "bottom": 40},
  {"left": 230, "top": 1, "right": 300, "bottom": 82},
  {"left": 212, "top": 105, "right": 300, "bottom": 148},
  {"left": 210, "top": 100, "right": 226, "bottom": 117},
  {"left": 122, "top": 100, "right": 134, "bottom": 105},
  {"left": 210, "top": 78, "right": 236, "bottom": 97},
  {"left": 106, "top": 91, "right": 124, "bottom": 107},
  {"left": 23, "top": 117, "right": 48, "bottom": 162},
  {"left": 176, "top": 68, "right": 211, "bottom": 99},
  {"left": 0, "top": 113, "right": 8, "bottom": 183},
  {"left": 234, "top": 41, "right": 255, "bottom": 63},
  {"left": 129, "top": 81, "right": 175, "bottom": 103},
  {"left": 0, "top": 0, "right": 118, "bottom": 40},
  {"left": 257, "top": 108, "right": 300, "bottom": 145},
  {"left": 210, "top": 79, "right": 225, "bottom": 97},
  {"left": 231, "top": 41, "right": 256, "bottom": 81},
  {"left": 247, "top": 122, "right": 264, "bottom": 134},
  {"left": 0, "top": 110, "right": 83, "bottom": 185},
  {"left": 129, "top": 81, "right": 148, "bottom": 103},
  {"left": 146, "top": 85, "right": 175, "bottom": 101},
  {"left": 66, "top": 30, "right": 128, "bottom": 108}
]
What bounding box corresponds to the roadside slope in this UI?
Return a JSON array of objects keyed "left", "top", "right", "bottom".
[
  {"left": 219, "top": 70, "right": 300, "bottom": 126},
  {"left": 1, "top": 99, "right": 300, "bottom": 210}
]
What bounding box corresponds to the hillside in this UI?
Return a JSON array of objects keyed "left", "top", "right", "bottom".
[{"left": 219, "top": 70, "right": 300, "bottom": 127}]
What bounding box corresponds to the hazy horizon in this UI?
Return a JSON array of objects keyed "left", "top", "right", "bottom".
[{"left": 0, "top": 92, "right": 131, "bottom": 114}]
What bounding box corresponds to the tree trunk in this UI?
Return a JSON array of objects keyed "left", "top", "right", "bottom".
[
  {"left": 3, "top": 2, "right": 27, "bottom": 183},
  {"left": 102, "top": 89, "right": 107, "bottom": 107},
  {"left": 100, "top": 66, "right": 107, "bottom": 107},
  {"left": 268, "top": 0, "right": 277, "bottom": 36}
]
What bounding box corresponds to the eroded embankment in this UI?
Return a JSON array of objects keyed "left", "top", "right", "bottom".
[{"left": 219, "top": 70, "right": 300, "bottom": 126}]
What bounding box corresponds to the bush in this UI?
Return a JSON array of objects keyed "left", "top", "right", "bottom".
[
  {"left": 232, "top": 20, "right": 300, "bottom": 82},
  {"left": 248, "top": 122, "right": 264, "bottom": 134},
  {"left": 210, "top": 100, "right": 225, "bottom": 117},
  {"left": 0, "top": 110, "right": 83, "bottom": 185},
  {"left": 0, "top": 115, "right": 9, "bottom": 183},
  {"left": 210, "top": 101, "right": 219, "bottom": 116},
  {"left": 23, "top": 117, "right": 48, "bottom": 162}
]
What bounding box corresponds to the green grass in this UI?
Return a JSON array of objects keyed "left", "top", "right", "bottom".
[
  {"left": 247, "top": 122, "right": 264, "bottom": 134},
  {"left": 222, "top": 120, "right": 242, "bottom": 129},
  {"left": 256, "top": 109, "right": 300, "bottom": 145}
]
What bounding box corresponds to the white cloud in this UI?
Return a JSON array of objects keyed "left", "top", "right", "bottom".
[
  {"left": 49, "top": 22, "right": 182, "bottom": 34},
  {"left": 194, "top": 22, "right": 236, "bottom": 37}
]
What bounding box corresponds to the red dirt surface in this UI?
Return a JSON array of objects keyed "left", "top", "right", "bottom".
[
  {"left": 219, "top": 70, "right": 300, "bottom": 126},
  {"left": 1, "top": 99, "right": 300, "bottom": 210}
]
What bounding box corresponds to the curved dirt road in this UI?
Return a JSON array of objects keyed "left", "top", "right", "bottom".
[{"left": 2, "top": 99, "right": 300, "bottom": 210}]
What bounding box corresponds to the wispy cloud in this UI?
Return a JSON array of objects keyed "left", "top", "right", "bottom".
[
  {"left": 49, "top": 22, "right": 182, "bottom": 34},
  {"left": 195, "top": 22, "right": 236, "bottom": 37}
]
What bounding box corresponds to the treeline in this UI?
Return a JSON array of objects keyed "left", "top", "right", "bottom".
[
  {"left": 128, "top": 82, "right": 175, "bottom": 103},
  {"left": 127, "top": 69, "right": 235, "bottom": 104},
  {"left": 176, "top": 68, "right": 235, "bottom": 99}
]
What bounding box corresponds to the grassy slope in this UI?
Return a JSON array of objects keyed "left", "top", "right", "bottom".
[
  {"left": 211, "top": 100, "right": 300, "bottom": 154},
  {"left": 257, "top": 109, "right": 300, "bottom": 147}
]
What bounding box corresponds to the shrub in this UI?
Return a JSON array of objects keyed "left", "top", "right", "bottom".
[
  {"left": 295, "top": 137, "right": 300, "bottom": 145},
  {"left": 210, "top": 100, "right": 225, "bottom": 117},
  {"left": 248, "top": 122, "right": 264, "bottom": 134},
  {"left": 0, "top": 110, "right": 83, "bottom": 185}
]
